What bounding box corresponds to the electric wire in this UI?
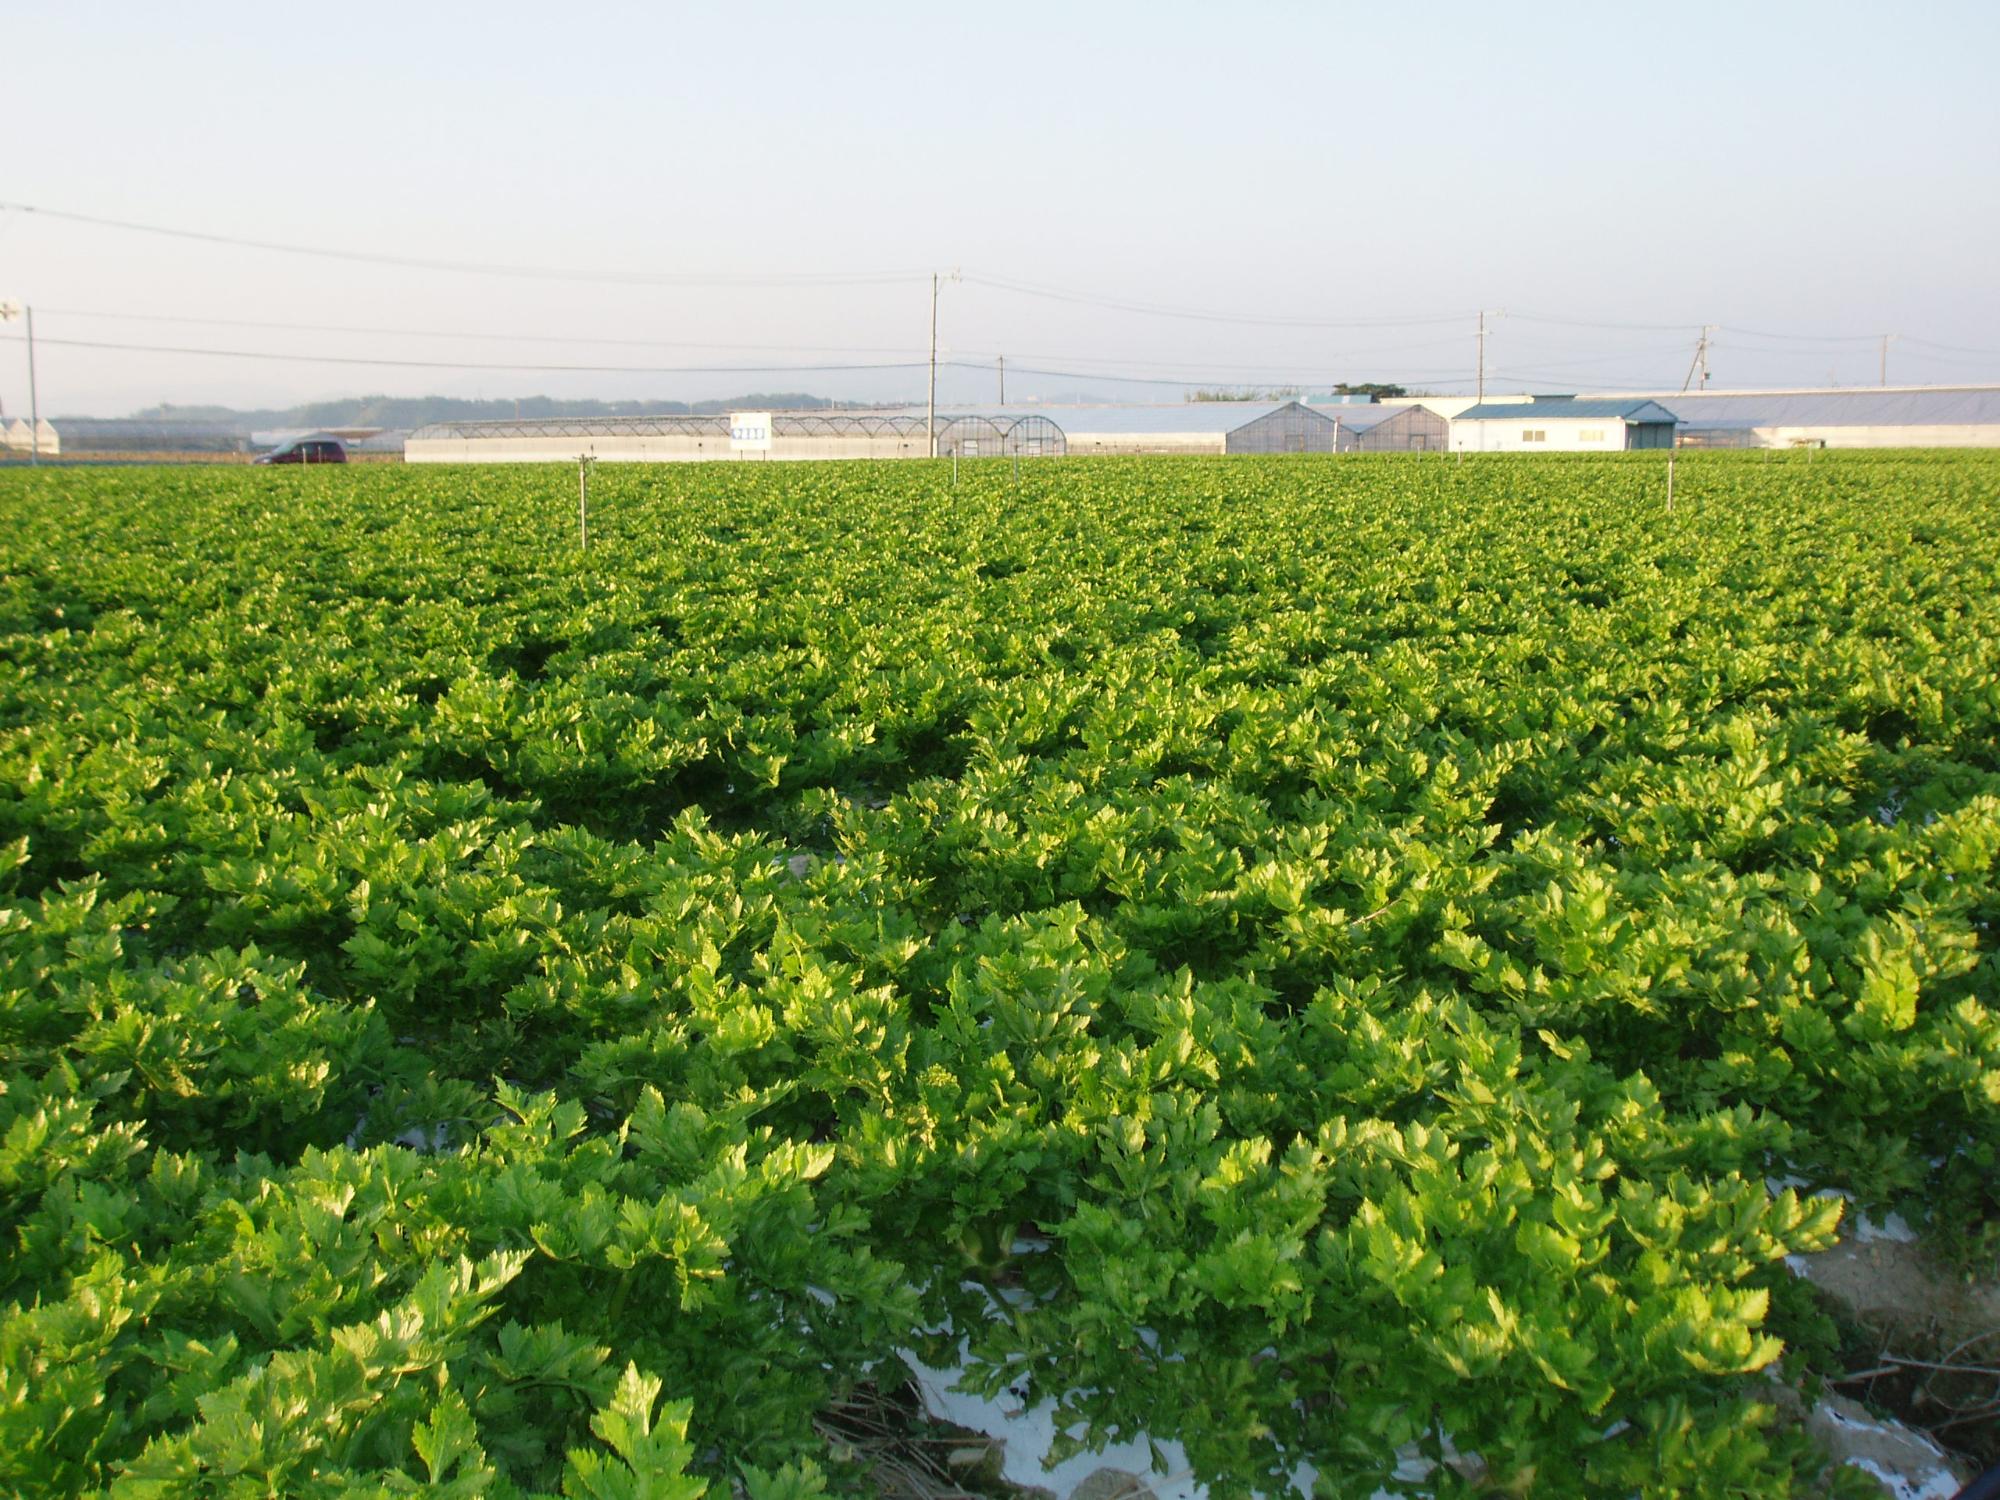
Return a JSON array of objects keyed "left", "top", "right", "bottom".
[
  {"left": 0, "top": 333, "right": 933, "bottom": 376},
  {"left": 0, "top": 201, "right": 930, "bottom": 288},
  {"left": 0, "top": 331, "right": 1487, "bottom": 392}
]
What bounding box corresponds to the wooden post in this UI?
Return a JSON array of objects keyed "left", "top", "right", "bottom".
[{"left": 578, "top": 454, "right": 592, "bottom": 549}]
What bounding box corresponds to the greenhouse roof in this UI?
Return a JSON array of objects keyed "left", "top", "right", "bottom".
[
  {"left": 1305, "top": 404, "right": 1399, "bottom": 429},
  {"left": 1645, "top": 386, "right": 2000, "bottom": 427},
  {"left": 919, "top": 402, "right": 1303, "bottom": 436}
]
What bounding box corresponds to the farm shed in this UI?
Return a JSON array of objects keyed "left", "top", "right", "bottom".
[
  {"left": 1450, "top": 398, "right": 1680, "bottom": 452},
  {"left": 1642, "top": 385, "right": 2000, "bottom": 449}
]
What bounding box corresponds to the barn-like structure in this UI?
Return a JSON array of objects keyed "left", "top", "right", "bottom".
[{"left": 1450, "top": 398, "right": 1681, "bottom": 452}]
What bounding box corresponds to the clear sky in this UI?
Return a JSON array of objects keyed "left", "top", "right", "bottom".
[{"left": 3, "top": 0, "right": 1997, "bottom": 415}]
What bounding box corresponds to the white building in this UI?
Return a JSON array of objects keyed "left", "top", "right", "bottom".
[
  {"left": 1450, "top": 398, "right": 1679, "bottom": 452},
  {"left": 2, "top": 417, "right": 58, "bottom": 456}
]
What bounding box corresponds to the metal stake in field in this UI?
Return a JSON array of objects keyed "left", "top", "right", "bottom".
[
  {"left": 577, "top": 453, "right": 596, "bottom": 549},
  {"left": 0, "top": 300, "right": 36, "bottom": 467}
]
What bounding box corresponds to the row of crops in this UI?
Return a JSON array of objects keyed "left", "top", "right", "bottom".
[{"left": 2, "top": 453, "right": 1996, "bottom": 1496}]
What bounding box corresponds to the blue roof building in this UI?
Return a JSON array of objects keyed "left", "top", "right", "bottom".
[{"left": 1450, "top": 397, "right": 1680, "bottom": 452}]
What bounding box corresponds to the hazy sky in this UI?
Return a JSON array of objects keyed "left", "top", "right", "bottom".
[{"left": 4, "top": 0, "right": 1997, "bottom": 415}]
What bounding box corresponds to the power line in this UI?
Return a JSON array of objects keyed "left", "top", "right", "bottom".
[
  {"left": 0, "top": 201, "right": 930, "bottom": 288},
  {"left": 1715, "top": 324, "right": 1884, "bottom": 344},
  {"left": 0, "top": 201, "right": 1482, "bottom": 332},
  {"left": 1509, "top": 311, "right": 1705, "bottom": 333},
  {"left": 1901, "top": 335, "right": 2000, "bottom": 357},
  {"left": 37, "top": 306, "right": 937, "bottom": 358},
  {"left": 959, "top": 271, "right": 1475, "bottom": 330},
  {"left": 0, "top": 331, "right": 1481, "bottom": 392},
  {"left": 0, "top": 332, "right": 933, "bottom": 376},
  {"left": 947, "top": 359, "right": 1481, "bottom": 389},
  {"left": 6, "top": 303, "right": 1502, "bottom": 386},
  {"left": 6, "top": 203, "right": 1992, "bottom": 388},
  {"left": 38, "top": 304, "right": 1481, "bottom": 372}
]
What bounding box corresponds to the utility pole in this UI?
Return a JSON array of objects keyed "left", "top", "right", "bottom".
[
  {"left": 925, "top": 270, "right": 960, "bottom": 459},
  {"left": 927, "top": 273, "right": 938, "bottom": 458},
  {"left": 1476, "top": 310, "right": 1486, "bottom": 405},
  {"left": 998, "top": 355, "right": 1005, "bottom": 406},
  {"left": 1681, "top": 325, "right": 1714, "bottom": 393},
  {"left": 1879, "top": 334, "right": 1894, "bottom": 387}
]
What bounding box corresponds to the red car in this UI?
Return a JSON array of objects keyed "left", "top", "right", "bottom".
[{"left": 254, "top": 436, "right": 347, "bottom": 465}]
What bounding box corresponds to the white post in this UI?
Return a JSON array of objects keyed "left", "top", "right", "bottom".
[
  {"left": 1, "top": 302, "right": 36, "bottom": 467},
  {"left": 25, "top": 307, "right": 38, "bottom": 468}
]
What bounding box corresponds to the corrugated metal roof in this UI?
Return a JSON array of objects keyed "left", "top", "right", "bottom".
[
  {"left": 1647, "top": 387, "right": 2000, "bottom": 427},
  {"left": 1455, "top": 399, "right": 1681, "bottom": 423}
]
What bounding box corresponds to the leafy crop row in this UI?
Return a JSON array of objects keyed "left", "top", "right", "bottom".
[{"left": 1, "top": 452, "right": 1996, "bottom": 1496}]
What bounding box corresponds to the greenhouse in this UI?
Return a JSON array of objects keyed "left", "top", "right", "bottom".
[{"left": 405, "top": 410, "right": 1066, "bottom": 464}]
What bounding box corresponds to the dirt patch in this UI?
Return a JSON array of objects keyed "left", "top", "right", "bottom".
[{"left": 1792, "top": 1219, "right": 2000, "bottom": 1480}]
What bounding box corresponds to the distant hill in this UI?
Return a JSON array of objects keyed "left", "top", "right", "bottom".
[{"left": 115, "top": 393, "right": 842, "bottom": 430}]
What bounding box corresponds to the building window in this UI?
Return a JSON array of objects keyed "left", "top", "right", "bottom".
[
  {"left": 1522, "top": 429, "right": 1546, "bottom": 443},
  {"left": 1578, "top": 428, "right": 1605, "bottom": 443}
]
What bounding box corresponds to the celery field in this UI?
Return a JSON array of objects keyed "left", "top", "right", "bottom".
[{"left": 2, "top": 452, "right": 1997, "bottom": 1497}]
